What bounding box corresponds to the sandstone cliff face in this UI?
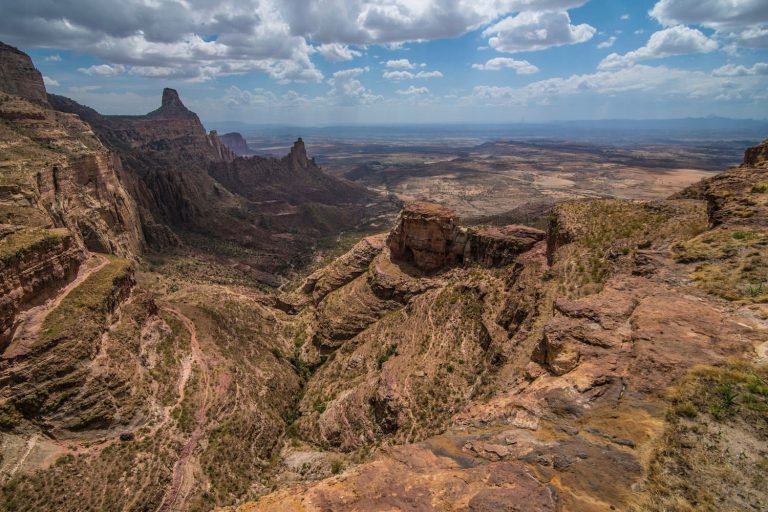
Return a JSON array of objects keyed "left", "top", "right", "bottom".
[
  {"left": 233, "top": 142, "right": 766, "bottom": 512},
  {"left": 220, "top": 132, "right": 255, "bottom": 156},
  {"left": 387, "top": 202, "right": 544, "bottom": 271},
  {"left": 0, "top": 44, "right": 144, "bottom": 259},
  {"left": 50, "top": 88, "right": 395, "bottom": 279},
  {"left": 0, "top": 42, "right": 47, "bottom": 105},
  {"left": 0, "top": 228, "right": 83, "bottom": 347}
]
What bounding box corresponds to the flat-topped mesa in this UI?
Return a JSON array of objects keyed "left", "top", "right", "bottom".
[
  {"left": 0, "top": 42, "right": 48, "bottom": 105},
  {"left": 743, "top": 138, "right": 768, "bottom": 167},
  {"left": 220, "top": 131, "right": 254, "bottom": 156},
  {"left": 387, "top": 202, "right": 544, "bottom": 271}
]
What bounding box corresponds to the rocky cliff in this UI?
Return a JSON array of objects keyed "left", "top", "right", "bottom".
[
  {"left": 387, "top": 202, "right": 544, "bottom": 271},
  {"left": 50, "top": 87, "right": 395, "bottom": 280},
  {"left": 0, "top": 42, "right": 47, "bottom": 105},
  {"left": 220, "top": 132, "right": 255, "bottom": 156},
  {"left": 0, "top": 44, "right": 144, "bottom": 258},
  {"left": 228, "top": 139, "right": 767, "bottom": 512}
]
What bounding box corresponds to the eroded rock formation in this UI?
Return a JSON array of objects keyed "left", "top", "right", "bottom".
[
  {"left": 0, "top": 42, "right": 47, "bottom": 105},
  {"left": 220, "top": 132, "right": 254, "bottom": 156},
  {"left": 387, "top": 201, "right": 544, "bottom": 271}
]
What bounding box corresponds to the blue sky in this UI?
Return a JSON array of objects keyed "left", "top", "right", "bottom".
[{"left": 3, "top": 0, "right": 767, "bottom": 124}]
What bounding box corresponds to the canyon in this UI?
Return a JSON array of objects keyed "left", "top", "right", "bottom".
[{"left": 0, "top": 41, "right": 766, "bottom": 512}]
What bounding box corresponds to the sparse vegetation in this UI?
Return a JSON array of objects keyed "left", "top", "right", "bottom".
[{"left": 637, "top": 362, "right": 768, "bottom": 511}]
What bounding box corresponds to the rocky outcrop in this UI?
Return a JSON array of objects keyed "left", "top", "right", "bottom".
[
  {"left": 743, "top": 137, "right": 768, "bottom": 167},
  {"left": 0, "top": 42, "right": 48, "bottom": 105},
  {"left": 220, "top": 132, "right": 255, "bottom": 156},
  {"left": 0, "top": 92, "right": 145, "bottom": 257},
  {"left": 49, "top": 85, "right": 395, "bottom": 275},
  {"left": 387, "top": 202, "right": 544, "bottom": 271},
  {"left": 0, "top": 47, "right": 144, "bottom": 259},
  {"left": 234, "top": 141, "right": 766, "bottom": 512},
  {"left": 0, "top": 228, "right": 84, "bottom": 347}
]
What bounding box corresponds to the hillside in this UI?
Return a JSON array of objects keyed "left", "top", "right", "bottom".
[{"left": 0, "top": 41, "right": 766, "bottom": 512}]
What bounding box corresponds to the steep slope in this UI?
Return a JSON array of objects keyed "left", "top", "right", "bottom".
[
  {"left": 0, "top": 42, "right": 143, "bottom": 346},
  {"left": 230, "top": 141, "right": 767, "bottom": 512},
  {"left": 219, "top": 132, "right": 255, "bottom": 156},
  {"left": 50, "top": 90, "right": 396, "bottom": 279}
]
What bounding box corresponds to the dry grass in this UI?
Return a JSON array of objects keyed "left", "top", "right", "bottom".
[
  {"left": 674, "top": 228, "right": 768, "bottom": 303},
  {"left": 0, "top": 228, "right": 68, "bottom": 267},
  {"left": 634, "top": 361, "right": 768, "bottom": 512}
]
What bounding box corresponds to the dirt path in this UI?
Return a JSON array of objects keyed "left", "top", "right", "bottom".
[
  {"left": 3, "top": 255, "right": 109, "bottom": 360},
  {"left": 155, "top": 306, "right": 231, "bottom": 512}
]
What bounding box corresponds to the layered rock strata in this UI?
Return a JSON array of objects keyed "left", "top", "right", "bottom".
[{"left": 387, "top": 201, "right": 544, "bottom": 271}]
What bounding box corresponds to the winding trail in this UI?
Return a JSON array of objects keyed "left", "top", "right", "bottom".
[
  {"left": 155, "top": 306, "right": 229, "bottom": 512},
  {"left": 3, "top": 255, "right": 109, "bottom": 360}
]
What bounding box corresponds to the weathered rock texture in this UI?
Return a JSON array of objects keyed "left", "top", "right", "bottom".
[
  {"left": 0, "top": 42, "right": 47, "bottom": 105},
  {"left": 49, "top": 87, "right": 395, "bottom": 279},
  {"left": 0, "top": 228, "right": 83, "bottom": 347},
  {"left": 388, "top": 202, "right": 544, "bottom": 271},
  {"left": 0, "top": 67, "right": 144, "bottom": 257},
  {"left": 220, "top": 132, "right": 254, "bottom": 156},
  {"left": 232, "top": 140, "right": 767, "bottom": 512}
]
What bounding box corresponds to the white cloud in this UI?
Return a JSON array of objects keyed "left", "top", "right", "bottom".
[
  {"left": 396, "top": 85, "right": 429, "bottom": 95},
  {"left": 42, "top": 75, "right": 59, "bottom": 87},
  {"left": 327, "top": 66, "right": 381, "bottom": 105},
  {"left": 599, "top": 25, "right": 717, "bottom": 69},
  {"left": 316, "top": 43, "right": 362, "bottom": 62},
  {"left": 598, "top": 36, "right": 617, "bottom": 49},
  {"left": 635, "top": 29, "right": 645, "bottom": 35},
  {"left": 0, "top": 1, "right": 324, "bottom": 83},
  {"left": 44, "top": 54, "right": 61, "bottom": 61},
  {"left": 471, "top": 57, "right": 539, "bottom": 74},
  {"left": 712, "top": 62, "right": 768, "bottom": 76},
  {"left": 78, "top": 64, "right": 125, "bottom": 76},
  {"left": 383, "top": 70, "right": 443, "bottom": 81},
  {"left": 621, "top": 14, "right": 630, "bottom": 20},
  {"left": 649, "top": 0, "right": 768, "bottom": 48},
  {"left": 385, "top": 59, "right": 422, "bottom": 69},
  {"left": 464, "top": 63, "right": 767, "bottom": 107},
  {"left": 482, "top": 10, "right": 596, "bottom": 53},
  {"left": 278, "top": 0, "right": 589, "bottom": 46},
  {"left": 650, "top": 0, "right": 768, "bottom": 30}
]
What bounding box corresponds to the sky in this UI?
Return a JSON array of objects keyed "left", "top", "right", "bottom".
[{"left": 1, "top": 0, "right": 767, "bottom": 125}]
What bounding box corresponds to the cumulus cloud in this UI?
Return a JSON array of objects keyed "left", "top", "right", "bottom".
[
  {"left": 316, "top": 43, "right": 362, "bottom": 62},
  {"left": 279, "top": 0, "right": 589, "bottom": 46},
  {"left": 327, "top": 67, "right": 382, "bottom": 105},
  {"left": 599, "top": 25, "right": 717, "bottom": 69},
  {"left": 383, "top": 70, "right": 443, "bottom": 81},
  {"left": 650, "top": 0, "right": 768, "bottom": 30},
  {"left": 465, "top": 63, "right": 767, "bottom": 107},
  {"left": 396, "top": 85, "right": 429, "bottom": 95},
  {"left": 78, "top": 64, "right": 125, "bottom": 76},
  {"left": 649, "top": 0, "right": 768, "bottom": 48},
  {"left": 482, "top": 10, "right": 595, "bottom": 53},
  {"left": 385, "top": 59, "right": 424, "bottom": 69},
  {"left": 42, "top": 75, "right": 59, "bottom": 87},
  {"left": 712, "top": 62, "right": 768, "bottom": 76},
  {"left": 598, "top": 36, "right": 617, "bottom": 49},
  {"left": 621, "top": 14, "right": 630, "bottom": 20},
  {"left": 0, "top": 0, "right": 597, "bottom": 84},
  {"left": 224, "top": 86, "right": 314, "bottom": 108},
  {"left": 44, "top": 54, "right": 61, "bottom": 62},
  {"left": 471, "top": 57, "right": 539, "bottom": 74},
  {"left": 0, "top": 0, "right": 323, "bottom": 83}
]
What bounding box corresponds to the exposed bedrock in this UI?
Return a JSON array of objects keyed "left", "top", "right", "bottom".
[{"left": 387, "top": 201, "right": 544, "bottom": 271}]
